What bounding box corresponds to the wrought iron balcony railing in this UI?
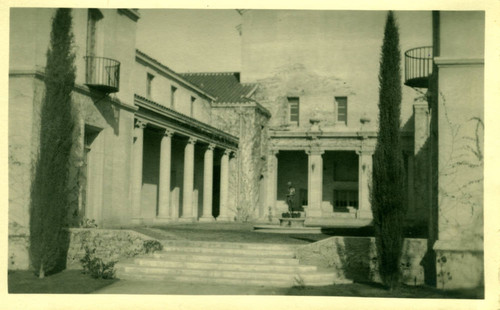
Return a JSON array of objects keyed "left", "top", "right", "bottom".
[
  {"left": 84, "top": 56, "right": 120, "bottom": 93},
  {"left": 404, "top": 46, "right": 433, "bottom": 88}
]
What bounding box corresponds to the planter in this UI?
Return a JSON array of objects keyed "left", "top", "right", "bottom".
[{"left": 279, "top": 218, "right": 306, "bottom": 227}]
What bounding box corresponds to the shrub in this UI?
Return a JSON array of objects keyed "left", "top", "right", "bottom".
[
  {"left": 79, "top": 218, "right": 98, "bottom": 228},
  {"left": 143, "top": 240, "right": 163, "bottom": 254},
  {"left": 80, "top": 247, "right": 116, "bottom": 279}
]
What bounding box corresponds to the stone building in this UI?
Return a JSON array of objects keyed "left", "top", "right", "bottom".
[
  {"left": 8, "top": 9, "right": 484, "bottom": 289},
  {"left": 237, "top": 10, "right": 432, "bottom": 226}
]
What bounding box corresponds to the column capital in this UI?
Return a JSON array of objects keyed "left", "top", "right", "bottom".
[
  {"left": 268, "top": 148, "right": 279, "bottom": 156},
  {"left": 135, "top": 119, "right": 147, "bottom": 129},
  {"left": 306, "top": 149, "right": 324, "bottom": 156},
  {"left": 187, "top": 137, "right": 197, "bottom": 145},
  {"left": 356, "top": 149, "right": 374, "bottom": 156},
  {"left": 162, "top": 128, "right": 175, "bottom": 138},
  {"left": 206, "top": 143, "right": 216, "bottom": 151},
  {"left": 223, "top": 149, "right": 232, "bottom": 156}
]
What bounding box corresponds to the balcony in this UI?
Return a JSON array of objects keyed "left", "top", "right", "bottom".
[
  {"left": 84, "top": 56, "right": 120, "bottom": 93},
  {"left": 404, "top": 46, "right": 433, "bottom": 88}
]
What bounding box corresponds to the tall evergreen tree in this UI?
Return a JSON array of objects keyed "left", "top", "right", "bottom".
[
  {"left": 30, "top": 8, "right": 76, "bottom": 278},
  {"left": 371, "top": 11, "right": 406, "bottom": 290}
]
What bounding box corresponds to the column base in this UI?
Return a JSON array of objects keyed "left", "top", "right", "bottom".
[
  {"left": 215, "top": 216, "right": 232, "bottom": 222},
  {"left": 198, "top": 216, "right": 215, "bottom": 223},
  {"left": 153, "top": 217, "right": 175, "bottom": 224},
  {"left": 256, "top": 216, "right": 277, "bottom": 224},
  {"left": 305, "top": 208, "right": 322, "bottom": 218},
  {"left": 357, "top": 210, "right": 373, "bottom": 219},
  {"left": 178, "top": 217, "right": 197, "bottom": 223}
]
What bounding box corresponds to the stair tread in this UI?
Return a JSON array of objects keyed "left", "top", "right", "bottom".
[
  {"left": 135, "top": 257, "right": 311, "bottom": 267},
  {"left": 161, "top": 241, "right": 298, "bottom": 249},
  {"left": 159, "top": 249, "right": 296, "bottom": 258},
  {"left": 117, "top": 263, "right": 336, "bottom": 277}
]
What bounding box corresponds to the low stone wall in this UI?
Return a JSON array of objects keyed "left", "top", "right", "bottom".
[
  {"left": 66, "top": 228, "right": 159, "bottom": 269},
  {"left": 8, "top": 228, "right": 160, "bottom": 270},
  {"left": 295, "top": 236, "right": 427, "bottom": 286}
]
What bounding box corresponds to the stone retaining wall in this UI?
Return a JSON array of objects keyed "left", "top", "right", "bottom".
[
  {"left": 66, "top": 228, "right": 159, "bottom": 269},
  {"left": 296, "top": 236, "right": 427, "bottom": 285},
  {"left": 8, "top": 228, "right": 160, "bottom": 270}
]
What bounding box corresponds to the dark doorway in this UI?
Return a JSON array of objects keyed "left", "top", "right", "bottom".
[{"left": 212, "top": 164, "right": 221, "bottom": 218}]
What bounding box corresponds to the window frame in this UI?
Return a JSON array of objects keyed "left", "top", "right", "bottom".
[
  {"left": 287, "top": 97, "right": 300, "bottom": 125},
  {"left": 170, "top": 86, "right": 177, "bottom": 108},
  {"left": 146, "top": 73, "right": 154, "bottom": 99},
  {"left": 335, "top": 96, "right": 348, "bottom": 125},
  {"left": 190, "top": 96, "right": 196, "bottom": 117}
]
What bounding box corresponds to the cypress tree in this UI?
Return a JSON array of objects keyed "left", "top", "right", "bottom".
[
  {"left": 30, "top": 8, "right": 76, "bottom": 278},
  {"left": 371, "top": 11, "right": 406, "bottom": 290}
]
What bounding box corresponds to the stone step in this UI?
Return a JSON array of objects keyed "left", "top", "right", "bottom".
[
  {"left": 152, "top": 252, "right": 301, "bottom": 265},
  {"left": 134, "top": 257, "right": 317, "bottom": 272},
  {"left": 161, "top": 240, "right": 298, "bottom": 251},
  {"left": 115, "top": 273, "right": 300, "bottom": 287},
  {"left": 160, "top": 245, "right": 296, "bottom": 257},
  {"left": 116, "top": 264, "right": 347, "bottom": 287},
  {"left": 117, "top": 274, "right": 352, "bottom": 287}
]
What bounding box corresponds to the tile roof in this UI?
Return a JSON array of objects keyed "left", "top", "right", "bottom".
[{"left": 180, "top": 72, "right": 257, "bottom": 104}]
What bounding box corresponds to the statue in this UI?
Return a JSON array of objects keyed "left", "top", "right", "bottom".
[{"left": 286, "top": 181, "right": 296, "bottom": 213}]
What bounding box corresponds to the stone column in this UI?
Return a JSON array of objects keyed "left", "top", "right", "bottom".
[
  {"left": 306, "top": 149, "right": 324, "bottom": 218},
  {"left": 357, "top": 149, "right": 373, "bottom": 219},
  {"left": 180, "top": 137, "right": 197, "bottom": 222},
  {"left": 199, "top": 143, "right": 215, "bottom": 222},
  {"left": 217, "top": 149, "right": 231, "bottom": 222},
  {"left": 156, "top": 128, "right": 174, "bottom": 222},
  {"left": 265, "top": 149, "right": 279, "bottom": 222},
  {"left": 131, "top": 120, "right": 147, "bottom": 224}
]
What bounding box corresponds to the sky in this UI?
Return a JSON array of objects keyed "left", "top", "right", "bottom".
[{"left": 136, "top": 9, "right": 242, "bottom": 73}]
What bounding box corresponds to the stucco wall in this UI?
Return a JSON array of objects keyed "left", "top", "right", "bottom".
[
  {"left": 133, "top": 60, "right": 212, "bottom": 122},
  {"left": 436, "top": 65, "right": 483, "bottom": 243},
  {"left": 10, "top": 8, "right": 138, "bottom": 106},
  {"left": 296, "top": 236, "right": 428, "bottom": 285},
  {"left": 439, "top": 11, "right": 484, "bottom": 59},
  {"left": 9, "top": 76, "right": 36, "bottom": 232}
]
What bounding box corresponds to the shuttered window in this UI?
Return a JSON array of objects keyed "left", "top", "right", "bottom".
[
  {"left": 288, "top": 97, "right": 299, "bottom": 124},
  {"left": 336, "top": 96, "right": 347, "bottom": 124}
]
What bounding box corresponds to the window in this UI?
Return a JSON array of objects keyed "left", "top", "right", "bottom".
[
  {"left": 288, "top": 97, "right": 299, "bottom": 124},
  {"left": 146, "top": 73, "right": 154, "bottom": 98},
  {"left": 171, "top": 86, "right": 177, "bottom": 108},
  {"left": 190, "top": 96, "right": 196, "bottom": 117},
  {"left": 336, "top": 96, "right": 347, "bottom": 124},
  {"left": 86, "top": 9, "right": 103, "bottom": 57},
  {"left": 334, "top": 190, "right": 358, "bottom": 210}
]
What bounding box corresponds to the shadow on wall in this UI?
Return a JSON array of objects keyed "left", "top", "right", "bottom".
[
  {"left": 413, "top": 135, "right": 436, "bottom": 286},
  {"left": 90, "top": 91, "right": 120, "bottom": 136}
]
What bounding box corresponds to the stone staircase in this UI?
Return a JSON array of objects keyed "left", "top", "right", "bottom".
[{"left": 115, "top": 240, "right": 351, "bottom": 287}]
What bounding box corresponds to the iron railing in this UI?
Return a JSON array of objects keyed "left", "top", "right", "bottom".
[
  {"left": 84, "top": 56, "right": 120, "bottom": 93},
  {"left": 404, "top": 46, "right": 433, "bottom": 88}
]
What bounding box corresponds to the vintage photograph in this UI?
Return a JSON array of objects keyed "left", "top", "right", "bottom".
[{"left": 7, "top": 6, "right": 488, "bottom": 305}]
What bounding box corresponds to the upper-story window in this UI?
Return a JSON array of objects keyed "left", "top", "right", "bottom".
[
  {"left": 171, "top": 86, "right": 177, "bottom": 108},
  {"left": 335, "top": 96, "right": 348, "bottom": 125},
  {"left": 288, "top": 97, "right": 299, "bottom": 125},
  {"left": 146, "top": 73, "right": 154, "bottom": 98},
  {"left": 86, "top": 9, "right": 104, "bottom": 57},
  {"left": 190, "top": 96, "right": 196, "bottom": 117}
]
